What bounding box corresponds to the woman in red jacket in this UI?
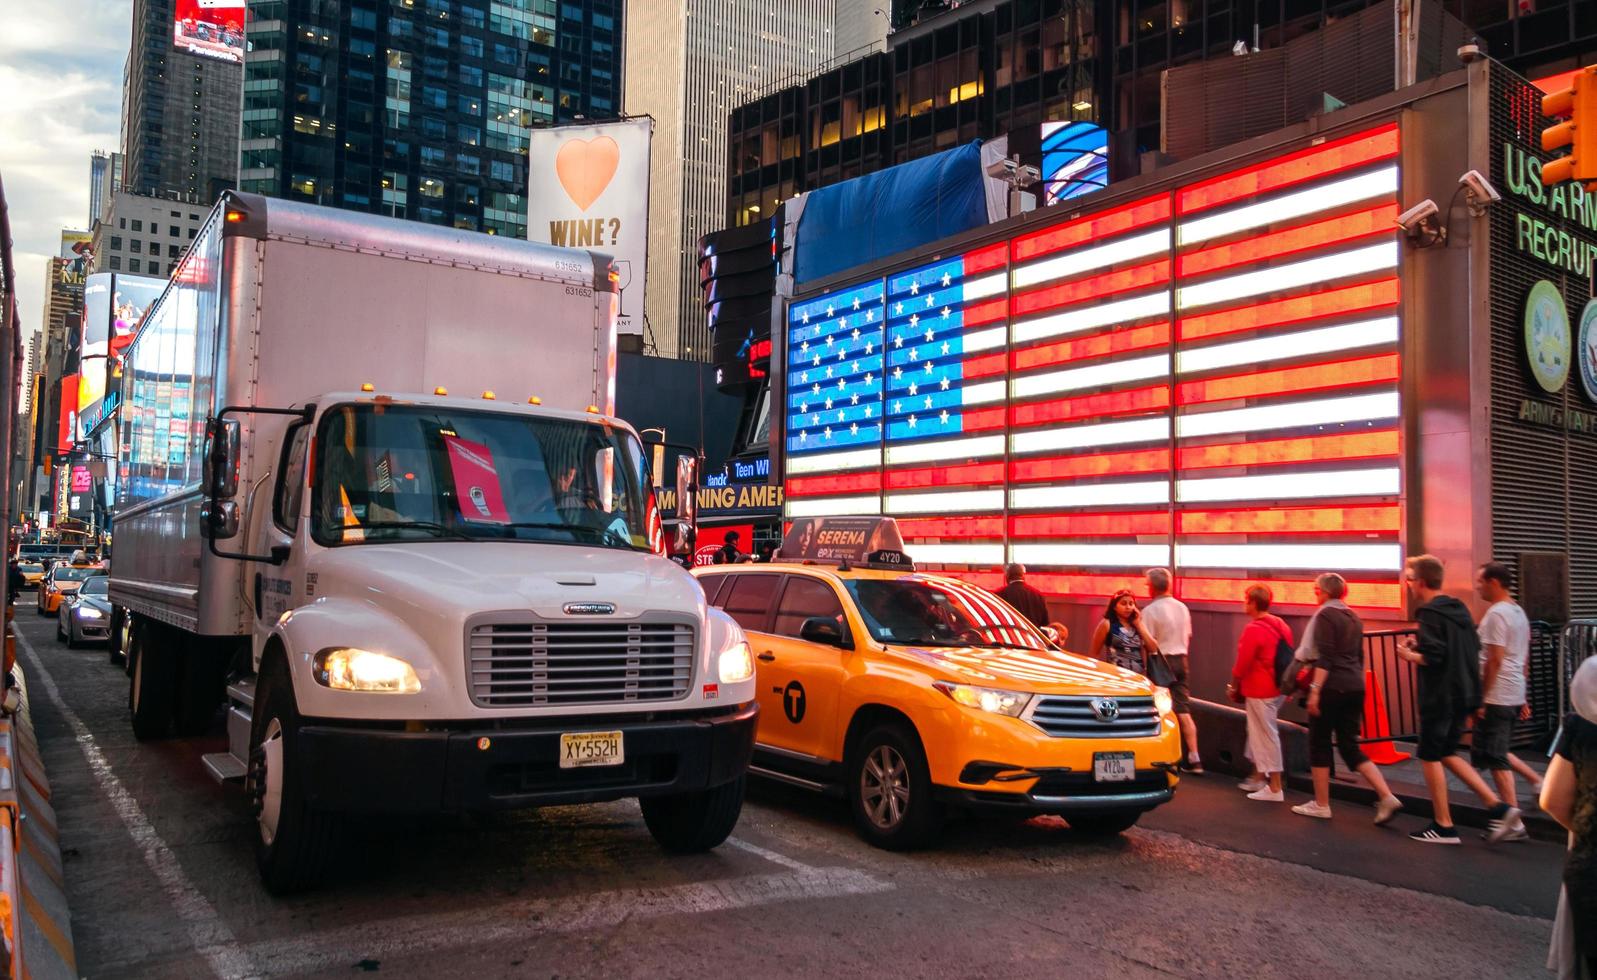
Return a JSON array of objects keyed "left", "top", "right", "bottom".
[{"left": 1231, "top": 584, "right": 1293, "bottom": 802}]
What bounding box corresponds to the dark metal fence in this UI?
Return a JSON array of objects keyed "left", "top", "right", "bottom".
[
  {"left": 1520, "top": 621, "right": 1564, "bottom": 749},
  {"left": 1561, "top": 619, "right": 1597, "bottom": 718},
  {"left": 1359, "top": 629, "right": 1419, "bottom": 744}
]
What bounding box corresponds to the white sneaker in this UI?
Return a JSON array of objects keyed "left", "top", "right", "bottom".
[
  {"left": 1238, "top": 779, "right": 1267, "bottom": 792},
  {"left": 1247, "top": 788, "right": 1285, "bottom": 802},
  {"left": 1374, "top": 795, "right": 1404, "bottom": 826},
  {"left": 1292, "top": 801, "right": 1333, "bottom": 819}
]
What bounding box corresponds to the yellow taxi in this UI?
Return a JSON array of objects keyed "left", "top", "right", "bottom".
[
  {"left": 692, "top": 517, "right": 1181, "bottom": 849},
  {"left": 15, "top": 562, "right": 45, "bottom": 587},
  {"left": 38, "top": 563, "right": 100, "bottom": 615}
]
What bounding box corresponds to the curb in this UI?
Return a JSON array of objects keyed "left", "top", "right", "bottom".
[{"left": 4, "top": 665, "right": 78, "bottom": 980}]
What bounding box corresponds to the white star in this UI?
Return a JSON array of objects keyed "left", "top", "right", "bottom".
[
  {"left": 825, "top": 366, "right": 834, "bottom": 378},
  {"left": 894, "top": 302, "right": 904, "bottom": 315},
  {"left": 939, "top": 377, "right": 951, "bottom": 390},
  {"left": 909, "top": 312, "right": 920, "bottom": 328},
  {"left": 850, "top": 422, "right": 858, "bottom": 435},
  {"left": 851, "top": 327, "right": 860, "bottom": 340},
  {"left": 800, "top": 401, "right": 808, "bottom": 413},
  {"left": 941, "top": 306, "right": 951, "bottom": 319},
  {"left": 826, "top": 333, "right": 835, "bottom": 347},
  {"left": 798, "top": 430, "right": 807, "bottom": 442},
  {"left": 864, "top": 405, "right": 873, "bottom": 418},
  {"left": 838, "top": 316, "right": 848, "bottom": 330},
  {"left": 865, "top": 309, "right": 876, "bottom": 322},
  {"left": 801, "top": 371, "right": 809, "bottom": 383},
  {"left": 824, "top": 426, "right": 833, "bottom": 440},
  {"left": 910, "top": 347, "right": 919, "bottom": 362},
  {"left": 924, "top": 328, "right": 935, "bottom": 342},
  {"left": 812, "top": 354, "right": 821, "bottom": 367},
  {"left": 941, "top": 272, "right": 951, "bottom": 287},
  {"left": 811, "top": 413, "right": 820, "bottom": 425},
  {"left": 837, "top": 378, "right": 846, "bottom": 391},
  {"left": 893, "top": 366, "right": 903, "bottom": 380},
  {"left": 926, "top": 294, "right": 936, "bottom": 308},
  {"left": 894, "top": 335, "right": 904, "bottom": 348},
  {"left": 850, "top": 393, "right": 859, "bottom": 405},
  {"left": 908, "top": 382, "right": 919, "bottom": 396},
  {"left": 863, "top": 372, "right": 874, "bottom": 386},
  {"left": 838, "top": 349, "right": 846, "bottom": 362},
  {"left": 800, "top": 339, "right": 809, "bottom": 352},
  {"left": 924, "top": 361, "right": 934, "bottom": 374},
  {"left": 852, "top": 296, "right": 861, "bottom": 310},
  {"left": 826, "top": 304, "right": 835, "bottom": 317},
  {"left": 924, "top": 396, "right": 933, "bottom": 409},
  {"left": 910, "top": 280, "right": 920, "bottom": 295},
  {"left": 939, "top": 409, "right": 950, "bottom": 424},
  {"left": 824, "top": 397, "right": 833, "bottom": 410},
  {"left": 838, "top": 410, "right": 846, "bottom": 422},
  {"left": 852, "top": 360, "right": 860, "bottom": 373},
  {"left": 908, "top": 414, "right": 918, "bottom": 428},
  {"left": 864, "top": 341, "right": 874, "bottom": 354},
  {"left": 941, "top": 341, "right": 950, "bottom": 355},
  {"left": 801, "top": 312, "right": 810, "bottom": 324},
  {"left": 812, "top": 383, "right": 821, "bottom": 396}
]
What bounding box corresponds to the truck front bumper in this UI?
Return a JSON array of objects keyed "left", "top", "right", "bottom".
[{"left": 297, "top": 700, "right": 758, "bottom": 814}]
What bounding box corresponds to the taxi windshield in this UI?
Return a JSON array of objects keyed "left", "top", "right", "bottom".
[
  {"left": 52, "top": 566, "right": 97, "bottom": 582},
  {"left": 312, "top": 404, "right": 653, "bottom": 552},
  {"left": 844, "top": 579, "right": 1050, "bottom": 651}
]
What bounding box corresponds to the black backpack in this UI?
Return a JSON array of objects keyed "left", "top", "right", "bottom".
[{"left": 1269, "top": 622, "right": 1296, "bottom": 692}]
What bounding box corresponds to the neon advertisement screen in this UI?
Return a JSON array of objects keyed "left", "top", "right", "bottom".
[
  {"left": 781, "top": 123, "right": 1405, "bottom": 609},
  {"left": 174, "top": 0, "right": 246, "bottom": 64}
]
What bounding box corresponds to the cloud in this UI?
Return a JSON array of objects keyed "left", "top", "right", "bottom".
[{"left": 0, "top": 1, "right": 129, "bottom": 359}]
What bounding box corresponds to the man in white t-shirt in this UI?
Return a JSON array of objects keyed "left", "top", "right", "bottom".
[
  {"left": 1472, "top": 561, "right": 1541, "bottom": 840},
  {"left": 1144, "top": 568, "right": 1201, "bottom": 772}
]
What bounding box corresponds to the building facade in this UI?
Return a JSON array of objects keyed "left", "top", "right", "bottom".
[
  {"left": 123, "top": 0, "right": 243, "bottom": 202},
  {"left": 626, "top": 0, "right": 868, "bottom": 360},
  {"left": 240, "top": 0, "right": 620, "bottom": 237},
  {"left": 726, "top": 0, "right": 1597, "bottom": 232},
  {"left": 91, "top": 193, "right": 209, "bottom": 280}
]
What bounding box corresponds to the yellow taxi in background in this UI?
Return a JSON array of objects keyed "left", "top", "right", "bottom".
[
  {"left": 692, "top": 517, "right": 1181, "bottom": 850},
  {"left": 15, "top": 562, "right": 45, "bottom": 587},
  {"left": 38, "top": 563, "right": 100, "bottom": 616}
]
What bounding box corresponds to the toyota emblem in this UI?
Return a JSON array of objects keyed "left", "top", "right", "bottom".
[{"left": 1090, "top": 697, "right": 1120, "bottom": 722}]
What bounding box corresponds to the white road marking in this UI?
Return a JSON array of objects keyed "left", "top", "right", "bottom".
[
  {"left": 724, "top": 835, "right": 816, "bottom": 871},
  {"left": 228, "top": 867, "right": 893, "bottom": 977},
  {"left": 16, "top": 630, "right": 263, "bottom": 980}
]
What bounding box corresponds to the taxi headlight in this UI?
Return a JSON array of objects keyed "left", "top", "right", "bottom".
[
  {"left": 313, "top": 647, "right": 421, "bottom": 694},
  {"left": 1153, "top": 686, "right": 1174, "bottom": 717},
  {"left": 718, "top": 640, "right": 754, "bottom": 684},
  {"left": 933, "top": 681, "right": 1032, "bottom": 717}
]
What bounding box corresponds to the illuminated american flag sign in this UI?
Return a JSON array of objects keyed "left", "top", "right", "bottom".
[{"left": 781, "top": 122, "right": 1406, "bottom": 609}]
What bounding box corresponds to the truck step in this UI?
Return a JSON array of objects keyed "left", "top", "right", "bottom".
[
  {"left": 201, "top": 752, "right": 248, "bottom": 784},
  {"left": 226, "top": 677, "right": 256, "bottom": 708}
]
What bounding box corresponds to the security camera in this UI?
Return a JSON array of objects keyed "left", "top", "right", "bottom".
[
  {"left": 1396, "top": 199, "right": 1440, "bottom": 231},
  {"left": 1457, "top": 42, "right": 1483, "bottom": 64},
  {"left": 1460, "top": 169, "right": 1501, "bottom": 214}
]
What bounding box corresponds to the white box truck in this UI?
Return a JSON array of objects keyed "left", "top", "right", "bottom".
[{"left": 108, "top": 192, "right": 758, "bottom": 892}]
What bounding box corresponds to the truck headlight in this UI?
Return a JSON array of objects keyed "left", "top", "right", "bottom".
[
  {"left": 933, "top": 681, "right": 1032, "bottom": 717},
  {"left": 1153, "top": 687, "right": 1174, "bottom": 717},
  {"left": 313, "top": 647, "right": 421, "bottom": 694},
  {"left": 718, "top": 640, "right": 754, "bottom": 684}
]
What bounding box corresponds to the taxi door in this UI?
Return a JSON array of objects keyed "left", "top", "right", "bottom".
[{"left": 753, "top": 574, "right": 852, "bottom": 762}]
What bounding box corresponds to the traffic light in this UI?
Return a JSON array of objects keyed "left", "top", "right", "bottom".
[{"left": 1541, "top": 67, "right": 1597, "bottom": 189}]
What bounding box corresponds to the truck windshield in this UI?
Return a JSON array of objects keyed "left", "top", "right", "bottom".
[
  {"left": 312, "top": 404, "right": 652, "bottom": 552},
  {"left": 844, "top": 579, "right": 1050, "bottom": 651}
]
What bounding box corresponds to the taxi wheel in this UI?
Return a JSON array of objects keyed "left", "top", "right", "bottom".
[
  {"left": 1066, "top": 809, "right": 1143, "bottom": 837},
  {"left": 850, "top": 723, "right": 943, "bottom": 850}
]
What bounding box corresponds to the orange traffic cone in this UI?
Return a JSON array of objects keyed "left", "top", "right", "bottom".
[{"left": 1361, "top": 668, "right": 1410, "bottom": 765}]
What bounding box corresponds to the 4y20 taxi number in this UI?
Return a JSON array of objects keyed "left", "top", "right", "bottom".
[
  {"left": 559, "top": 731, "right": 624, "bottom": 769},
  {"left": 1093, "top": 751, "right": 1134, "bottom": 783}
]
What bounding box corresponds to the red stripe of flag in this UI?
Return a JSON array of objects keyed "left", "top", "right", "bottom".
[
  {"left": 1177, "top": 123, "right": 1400, "bottom": 214},
  {"left": 1176, "top": 353, "right": 1399, "bottom": 405},
  {"left": 964, "top": 350, "right": 1009, "bottom": 379},
  {"left": 1013, "top": 193, "right": 1172, "bottom": 262},
  {"left": 1011, "top": 385, "right": 1170, "bottom": 428},
  {"left": 898, "top": 515, "right": 1006, "bottom": 538},
  {"left": 1177, "top": 203, "right": 1399, "bottom": 278},
  {"left": 1012, "top": 322, "right": 1171, "bottom": 373},
  {"left": 885, "top": 460, "right": 1007, "bottom": 490},
  {"left": 1177, "top": 277, "right": 1399, "bottom": 342},
  {"left": 1011, "top": 512, "right": 1172, "bottom": 537},
  {"left": 964, "top": 242, "right": 1008, "bottom": 275},
  {"left": 1011, "top": 259, "right": 1171, "bottom": 317},
  {"left": 1176, "top": 430, "right": 1400, "bottom": 471},
  {"left": 1010, "top": 446, "right": 1172, "bottom": 482},
  {"left": 786, "top": 471, "right": 883, "bottom": 497}
]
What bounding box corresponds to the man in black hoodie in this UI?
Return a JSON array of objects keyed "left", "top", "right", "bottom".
[{"left": 1397, "top": 555, "right": 1521, "bottom": 845}]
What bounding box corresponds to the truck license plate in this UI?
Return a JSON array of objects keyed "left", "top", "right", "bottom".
[
  {"left": 559, "top": 731, "right": 624, "bottom": 769},
  {"left": 1093, "top": 751, "right": 1134, "bottom": 783}
]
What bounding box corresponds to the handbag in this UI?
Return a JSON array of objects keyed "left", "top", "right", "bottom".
[{"left": 1146, "top": 649, "right": 1179, "bottom": 689}]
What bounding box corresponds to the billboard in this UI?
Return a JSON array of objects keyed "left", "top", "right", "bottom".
[
  {"left": 57, "top": 374, "right": 79, "bottom": 454},
  {"left": 526, "top": 118, "right": 652, "bottom": 336},
  {"left": 174, "top": 0, "right": 246, "bottom": 64},
  {"left": 80, "top": 273, "right": 164, "bottom": 438},
  {"left": 1041, "top": 122, "right": 1109, "bottom": 205}
]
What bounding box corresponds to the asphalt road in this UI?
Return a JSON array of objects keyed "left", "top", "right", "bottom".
[{"left": 13, "top": 602, "right": 1567, "bottom": 979}]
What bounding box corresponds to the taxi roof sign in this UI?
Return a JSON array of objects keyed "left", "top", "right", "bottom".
[{"left": 779, "top": 516, "right": 915, "bottom": 571}]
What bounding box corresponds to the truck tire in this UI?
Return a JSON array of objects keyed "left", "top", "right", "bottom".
[
  {"left": 249, "top": 657, "right": 336, "bottom": 894},
  {"left": 848, "top": 722, "right": 944, "bottom": 851},
  {"left": 1066, "top": 809, "right": 1143, "bottom": 837},
  {"left": 128, "top": 620, "right": 175, "bottom": 741},
  {"left": 173, "top": 646, "right": 223, "bottom": 737},
  {"left": 109, "top": 607, "right": 127, "bottom": 666},
  {"left": 640, "top": 775, "right": 746, "bottom": 853}
]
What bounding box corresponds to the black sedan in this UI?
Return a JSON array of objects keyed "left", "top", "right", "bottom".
[{"left": 59, "top": 575, "right": 111, "bottom": 648}]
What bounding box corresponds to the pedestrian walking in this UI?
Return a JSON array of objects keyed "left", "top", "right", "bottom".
[
  {"left": 1087, "top": 590, "right": 1159, "bottom": 677},
  {"left": 1471, "top": 561, "right": 1538, "bottom": 840},
  {"left": 1143, "top": 568, "right": 1201, "bottom": 773},
  {"left": 713, "top": 531, "right": 745, "bottom": 565},
  {"left": 1543, "top": 655, "right": 1597, "bottom": 980},
  {"left": 1396, "top": 554, "right": 1520, "bottom": 845},
  {"left": 1232, "top": 584, "right": 1291, "bottom": 802},
  {"left": 996, "top": 563, "right": 1050, "bottom": 627},
  {"left": 1291, "top": 573, "right": 1405, "bottom": 824}
]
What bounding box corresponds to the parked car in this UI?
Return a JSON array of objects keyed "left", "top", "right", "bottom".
[{"left": 59, "top": 575, "right": 111, "bottom": 647}]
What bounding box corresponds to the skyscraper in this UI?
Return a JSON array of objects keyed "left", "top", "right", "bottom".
[
  {"left": 239, "top": 0, "right": 621, "bottom": 236},
  {"left": 122, "top": 0, "right": 243, "bottom": 202},
  {"left": 626, "top": 0, "right": 863, "bottom": 360},
  {"left": 89, "top": 152, "right": 112, "bottom": 227}
]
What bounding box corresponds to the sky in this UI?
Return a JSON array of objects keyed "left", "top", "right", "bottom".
[{"left": 1, "top": 0, "right": 129, "bottom": 367}]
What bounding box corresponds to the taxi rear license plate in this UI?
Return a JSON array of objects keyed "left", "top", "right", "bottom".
[
  {"left": 1093, "top": 751, "right": 1134, "bottom": 783},
  {"left": 559, "top": 731, "right": 624, "bottom": 769}
]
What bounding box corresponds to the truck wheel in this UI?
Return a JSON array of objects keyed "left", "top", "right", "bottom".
[
  {"left": 849, "top": 722, "right": 943, "bottom": 850},
  {"left": 173, "top": 647, "right": 222, "bottom": 737},
  {"left": 109, "top": 608, "right": 127, "bottom": 665},
  {"left": 640, "top": 775, "right": 746, "bottom": 853},
  {"left": 1066, "top": 809, "right": 1143, "bottom": 837},
  {"left": 128, "top": 620, "right": 175, "bottom": 741},
  {"left": 249, "top": 658, "right": 335, "bottom": 894}
]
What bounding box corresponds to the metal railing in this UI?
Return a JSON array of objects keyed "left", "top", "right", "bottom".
[
  {"left": 1359, "top": 628, "right": 1420, "bottom": 743},
  {"left": 1560, "top": 619, "right": 1597, "bottom": 719}
]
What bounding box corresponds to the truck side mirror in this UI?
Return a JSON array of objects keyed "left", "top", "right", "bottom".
[
  {"left": 673, "top": 454, "right": 698, "bottom": 555},
  {"left": 200, "top": 500, "right": 240, "bottom": 540},
  {"left": 202, "top": 417, "right": 241, "bottom": 499}
]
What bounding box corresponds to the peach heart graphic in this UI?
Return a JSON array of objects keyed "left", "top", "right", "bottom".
[{"left": 555, "top": 136, "right": 620, "bottom": 212}]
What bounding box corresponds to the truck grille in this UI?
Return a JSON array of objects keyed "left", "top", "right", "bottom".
[
  {"left": 1028, "top": 696, "right": 1161, "bottom": 738},
  {"left": 467, "top": 621, "right": 694, "bottom": 708}
]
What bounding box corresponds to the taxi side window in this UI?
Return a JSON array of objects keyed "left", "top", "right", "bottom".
[
  {"left": 721, "top": 574, "right": 779, "bottom": 633},
  {"left": 700, "top": 573, "right": 733, "bottom": 607},
  {"left": 773, "top": 577, "right": 848, "bottom": 641}
]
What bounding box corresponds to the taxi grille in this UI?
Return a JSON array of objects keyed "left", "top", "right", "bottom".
[
  {"left": 1028, "top": 696, "right": 1161, "bottom": 738},
  {"left": 468, "top": 621, "right": 694, "bottom": 708}
]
